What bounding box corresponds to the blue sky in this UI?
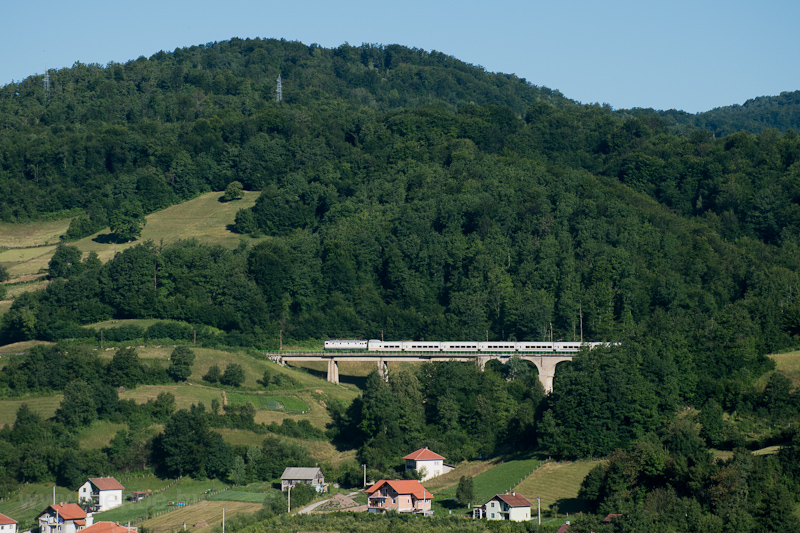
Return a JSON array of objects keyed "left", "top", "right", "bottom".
[{"left": 1, "top": 0, "right": 798, "bottom": 113}]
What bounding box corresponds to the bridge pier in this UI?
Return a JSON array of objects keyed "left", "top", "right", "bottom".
[
  {"left": 378, "top": 359, "right": 389, "bottom": 381},
  {"left": 327, "top": 359, "right": 339, "bottom": 384},
  {"left": 520, "top": 356, "right": 573, "bottom": 394}
]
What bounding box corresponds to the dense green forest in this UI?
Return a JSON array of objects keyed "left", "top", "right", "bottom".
[
  {"left": 3, "top": 38, "right": 800, "bottom": 531},
  {"left": 627, "top": 90, "right": 800, "bottom": 137}
]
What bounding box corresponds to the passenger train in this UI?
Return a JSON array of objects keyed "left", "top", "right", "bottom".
[{"left": 323, "top": 340, "right": 605, "bottom": 353}]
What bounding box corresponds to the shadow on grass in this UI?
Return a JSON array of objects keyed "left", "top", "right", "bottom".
[
  {"left": 290, "top": 364, "right": 368, "bottom": 391},
  {"left": 554, "top": 497, "right": 589, "bottom": 515},
  {"left": 92, "top": 233, "right": 119, "bottom": 244}
]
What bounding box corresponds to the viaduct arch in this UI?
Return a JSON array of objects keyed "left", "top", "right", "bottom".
[{"left": 272, "top": 352, "right": 575, "bottom": 394}]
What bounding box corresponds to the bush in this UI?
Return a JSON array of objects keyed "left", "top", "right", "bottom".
[
  {"left": 204, "top": 364, "right": 222, "bottom": 384},
  {"left": 221, "top": 363, "right": 246, "bottom": 387}
]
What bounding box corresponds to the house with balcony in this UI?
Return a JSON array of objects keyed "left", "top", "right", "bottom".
[
  {"left": 366, "top": 480, "right": 433, "bottom": 514},
  {"left": 473, "top": 492, "right": 532, "bottom": 521},
  {"left": 403, "top": 447, "right": 453, "bottom": 482},
  {"left": 78, "top": 478, "right": 125, "bottom": 512},
  {"left": 36, "top": 504, "right": 93, "bottom": 533},
  {"left": 0, "top": 512, "right": 18, "bottom": 533}
]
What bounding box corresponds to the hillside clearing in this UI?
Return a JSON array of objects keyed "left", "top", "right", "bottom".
[
  {"left": 74, "top": 191, "right": 262, "bottom": 263},
  {"left": 0, "top": 191, "right": 262, "bottom": 283}
]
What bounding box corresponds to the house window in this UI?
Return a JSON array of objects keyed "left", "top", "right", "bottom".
[{"left": 491, "top": 513, "right": 495, "bottom": 519}]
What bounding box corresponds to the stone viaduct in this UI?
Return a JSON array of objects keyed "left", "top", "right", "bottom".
[{"left": 271, "top": 352, "right": 574, "bottom": 393}]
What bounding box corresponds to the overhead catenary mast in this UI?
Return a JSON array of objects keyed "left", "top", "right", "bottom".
[
  {"left": 276, "top": 74, "right": 282, "bottom": 102},
  {"left": 44, "top": 67, "right": 51, "bottom": 105}
]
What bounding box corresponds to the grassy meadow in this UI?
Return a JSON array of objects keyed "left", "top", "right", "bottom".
[{"left": 73, "top": 190, "right": 262, "bottom": 263}]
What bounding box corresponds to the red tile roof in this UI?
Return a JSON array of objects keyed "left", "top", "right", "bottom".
[
  {"left": 89, "top": 477, "right": 125, "bottom": 491},
  {"left": 38, "top": 504, "right": 86, "bottom": 521},
  {"left": 493, "top": 492, "right": 532, "bottom": 507},
  {"left": 402, "top": 448, "right": 445, "bottom": 461},
  {"left": 81, "top": 522, "right": 137, "bottom": 533},
  {"left": 0, "top": 513, "right": 17, "bottom": 525},
  {"left": 366, "top": 480, "right": 434, "bottom": 500}
]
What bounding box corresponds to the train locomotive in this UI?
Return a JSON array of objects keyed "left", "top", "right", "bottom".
[{"left": 323, "top": 340, "right": 604, "bottom": 353}]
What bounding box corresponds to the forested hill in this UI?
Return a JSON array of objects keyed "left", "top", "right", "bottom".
[
  {"left": 0, "top": 38, "right": 578, "bottom": 223},
  {"left": 623, "top": 89, "right": 800, "bottom": 136}
]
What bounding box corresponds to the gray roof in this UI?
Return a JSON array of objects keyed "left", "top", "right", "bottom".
[{"left": 281, "top": 467, "right": 323, "bottom": 480}]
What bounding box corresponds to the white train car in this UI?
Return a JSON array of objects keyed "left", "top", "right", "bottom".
[
  {"left": 516, "top": 342, "right": 556, "bottom": 352},
  {"left": 401, "top": 341, "right": 442, "bottom": 352},
  {"left": 477, "top": 342, "right": 517, "bottom": 352},
  {"left": 368, "top": 340, "right": 403, "bottom": 351},
  {"left": 324, "top": 339, "right": 368, "bottom": 351},
  {"left": 441, "top": 342, "right": 480, "bottom": 352}
]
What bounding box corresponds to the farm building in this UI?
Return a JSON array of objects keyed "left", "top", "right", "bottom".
[{"left": 280, "top": 467, "right": 325, "bottom": 491}]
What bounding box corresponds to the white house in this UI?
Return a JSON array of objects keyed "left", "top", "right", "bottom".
[
  {"left": 403, "top": 448, "right": 452, "bottom": 482},
  {"left": 0, "top": 512, "right": 17, "bottom": 533},
  {"left": 474, "top": 492, "right": 532, "bottom": 522},
  {"left": 78, "top": 477, "right": 125, "bottom": 512},
  {"left": 37, "top": 504, "right": 93, "bottom": 533}
]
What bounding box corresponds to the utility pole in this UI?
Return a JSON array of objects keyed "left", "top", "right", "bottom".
[
  {"left": 362, "top": 464, "right": 367, "bottom": 487},
  {"left": 287, "top": 486, "right": 291, "bottom": 513},
  {"left": 537, "top": 497, "right": 541, "bottom": 524},
  {"left": 222, "top": 508, "right": 226, "bottom": 533},
  {"left": 276, "top": 74, "right": 282, "bottom": 103}
]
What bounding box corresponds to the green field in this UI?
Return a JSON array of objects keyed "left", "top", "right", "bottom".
[{"left": 514, "top": 460, "right": 603, "bottom": 515}]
